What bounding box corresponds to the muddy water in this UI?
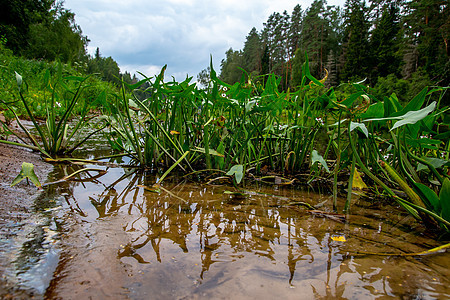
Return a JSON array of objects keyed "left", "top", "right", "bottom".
[{"left": 30, "top": 162, "right": 449, "bottom": 299}]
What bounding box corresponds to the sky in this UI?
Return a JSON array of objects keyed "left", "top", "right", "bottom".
[{"left": 64, "top": 0, "right": 345, "bottom": 81}]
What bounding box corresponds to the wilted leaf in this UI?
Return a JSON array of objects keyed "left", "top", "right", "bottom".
[
  {"left": 194, "top": 146, "right": 224, "bottom": 157},
  {"left": 11, "top": 162, "right": 41, "bottom": 188},
  {"left": 331, "top": 236, "right": 346, "bottom": 242},
  {"left": 352, "top": 168, "right": 367, "bottom": 190}
]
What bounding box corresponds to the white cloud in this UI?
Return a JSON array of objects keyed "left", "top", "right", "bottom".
[{"left": 65, "top": 0, "right": 345, "bottom": 81}]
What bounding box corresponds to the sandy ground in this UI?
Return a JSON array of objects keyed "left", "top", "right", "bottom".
[{"left": 0, "top": 143, "right": 53, "bottom": 298}]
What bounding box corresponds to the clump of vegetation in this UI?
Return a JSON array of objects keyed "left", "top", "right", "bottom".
[
  {"left": 0, "top": 0, "right": 449, "bottom": 237},
  {"left": 101, "top": 56, "right": 450, "bottom": 234}
]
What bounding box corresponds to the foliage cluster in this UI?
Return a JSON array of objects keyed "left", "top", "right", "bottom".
[
  {"left": 0, "top": 40, "right": 120, "bottom": 122},
  {"left": 214, "top": 0, "right": 449, "bottom": 96},
  {"left": 106, "top": 57, "right": 450, "bottom": 234},
  {"left": 1, "top": 52, "right": 449, "bottom": 235},
  {"left": 0, "top": 0, "right": 134, "bottom": 88}
]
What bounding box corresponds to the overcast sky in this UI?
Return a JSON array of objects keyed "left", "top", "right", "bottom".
[{"left": 64, "top": 0, "right": 345, "bottom": 81}]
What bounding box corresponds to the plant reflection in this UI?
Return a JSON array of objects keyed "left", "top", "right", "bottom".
[
  {"left": 81, "top": 170, "right": 347, "bottom": 286},
  {"left": 54, "top": 168, "right": 448, "bottom": 298}
]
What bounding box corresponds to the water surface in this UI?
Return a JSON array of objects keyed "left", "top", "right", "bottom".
[{"left": 40, "top": 163, "right": 450, "bottom": 299}]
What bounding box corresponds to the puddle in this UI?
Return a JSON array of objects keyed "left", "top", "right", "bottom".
[{"left": 35, "top": 162, "right": 450, "bottom": 299}]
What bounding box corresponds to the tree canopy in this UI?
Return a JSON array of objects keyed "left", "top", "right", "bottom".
[{"left": 216, "top": 0, "right": 449, "bottom": 90}]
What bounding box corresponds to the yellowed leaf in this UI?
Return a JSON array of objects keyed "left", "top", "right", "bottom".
[
  {"left": 331, "top": 236, "right": 346, "bottom": 242},
  {"left": 352, "top": 168, "right": 367, "bottom": 190}
]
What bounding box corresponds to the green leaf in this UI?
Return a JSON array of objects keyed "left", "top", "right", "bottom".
[
  {"left": 11, "top": 162, "right": 41, "bottom": 188},
  {"left": 303, "top": 52, "right": 323, "bottom": 87},
  {"left": 226, "top": 164, "right": 244, "bottom": 184},
  {"left": 391, "top": 102, "right": 436, "bottom": 131},
  {"left": 364, "top": 102, "right": 436, "bottom": 130},
  {"left": 340, "top": 91, "right": 364, "bottom": 108},
  {"left": 440, "top": 178, "right": 450, "bottom": 222},
  {"left": 417, "top": 157, "right": 448, "bottom": 172},
  {"left": 350, "top": 121, "right": 368, "bottom": 138},
  {"left": 384, "top": 93, "right": 402, "bottom": 117},
  {"left": 311, "top": 150, "right": 330, "bottom": 173},
  {"left": 393, "top": 87, "right": 427, "bottom": 117},
  {"left": 360, "top": 102, "right": 384, "bottom": 119},
  {"left": 414, "top": 182, "right": 440, "bottom": 212}
]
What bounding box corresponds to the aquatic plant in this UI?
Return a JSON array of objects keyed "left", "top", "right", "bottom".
[
  {"left": 0, "top": 63, "right": 107, "bottom": 157},
  {"left": 104, "top": 55, "right": 449, "bottom": 233}
]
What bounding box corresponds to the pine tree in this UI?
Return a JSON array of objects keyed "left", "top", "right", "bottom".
[
  {"left": 404, "top": 0, "right": 449, "bottom": 85},
  {"left": 242, "top": 27, "right": 263, "bottom": 76},
  {"left": 219, "top": 48, "right": 243, "bottom": 84},
  {"left": 341, "top": 0, "right": 371, "bottom": 81},
  {"left": 369, "top": 3, "right": 402, "bottom": 83},
  {"left": 288, "top": 4, "right": 303, "bottom": 59}
]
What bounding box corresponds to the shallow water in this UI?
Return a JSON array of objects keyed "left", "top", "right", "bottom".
[{"left": 29, "top": 162, "right": 450, "bottom": 299}]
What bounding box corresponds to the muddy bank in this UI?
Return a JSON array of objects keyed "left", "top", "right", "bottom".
[{"left": 0, "top": 143, "right": 54, "bottom": 298}]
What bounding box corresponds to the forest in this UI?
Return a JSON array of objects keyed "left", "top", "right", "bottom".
[
  {"left": 0, "top": 0, "right": 135, "bottom": 85},
  {"left": 207, "top": 0, "right": 449, "bottom": 105}
]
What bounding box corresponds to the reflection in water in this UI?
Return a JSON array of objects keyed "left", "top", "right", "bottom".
[{"left": 48, "top": 165, "right": 450, "bottom": 299}]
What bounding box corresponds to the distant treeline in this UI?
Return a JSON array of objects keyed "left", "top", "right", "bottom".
[
  {"left": 0, "top": 0, "right": 136, "bottom": 85},
  {"left": 209, "top": 0, "right": 448, "bottom": 93}
]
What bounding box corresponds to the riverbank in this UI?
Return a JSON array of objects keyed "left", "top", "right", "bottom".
[{"left": 0, "top": 143, "right": 53, "bottom": 298}]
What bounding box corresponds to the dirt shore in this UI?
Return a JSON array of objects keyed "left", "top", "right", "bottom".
[{"left": 0, "top": 143, "right": 54, "bottom": 298}]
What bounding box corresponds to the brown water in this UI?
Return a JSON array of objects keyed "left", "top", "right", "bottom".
[{"left": 24, "top": 163, "right": 448, "bottom": 299}]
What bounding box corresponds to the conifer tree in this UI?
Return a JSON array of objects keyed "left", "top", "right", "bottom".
[
  {"left": 341, "top": 0, "right": 370, "bottom": 81},
  {"left": 403, "top": 0, "right": 449, "bottom": 85},
  {"left": 242, "top": 27, "right": 263, "bottom": 76},
  {"left": 370, "top": 3, "right": 402, "bottom": 83}
]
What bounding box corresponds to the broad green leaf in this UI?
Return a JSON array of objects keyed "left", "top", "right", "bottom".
[
  {"left": 364, "top": 102, "right": 436, "bottom": 130},
  {"left": 434, "top": 131, "right": 450, "bottom": 140},
  {"left": 414, "top": 182, "right": 440, "bottom": 212},
  {"left": 226, "top": 164, "right": 244, "bottom": 184},
  {"left": 417, "top": 158, "right": 448, "bottom": 172},
  {"left": 340, "top": 91, "right": 364, "bottom": 108},
  {"left": 215, "top": 141, "right": 225, "bottom": 169},
  {"left": 350, "top": 121, "right": 368, "bottom": 138},
  {"left": 360, "top": 102, "right": 384, "bottom": 119},
  {"left": 440, "top": 178, "right": 450, "bottom": 222},
  {"left": 311, "top": 150, "right": 330, "bottom": 173},
  {"left": 393, "top": 87, "right": 427, "bottom": 117},
  {"left": 11, "top": 162, "right": 41, "bottom": 188},
  {"left": 384, "top": 93, "right": 402, "bottom": 117},
  {"left": 391, "top": 102, "right": 436, "bottom": 131}
]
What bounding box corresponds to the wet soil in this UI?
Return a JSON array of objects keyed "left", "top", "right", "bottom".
[{"left": 0, "top": 143, "right": 53, "bottom": 298}]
